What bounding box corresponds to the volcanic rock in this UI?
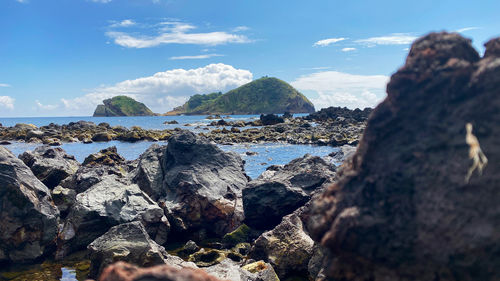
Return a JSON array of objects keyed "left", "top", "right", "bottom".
[
  {"left": 19, "top": 146, "right": 79, "bottom": 189},
  {"left": 309, "top": 32, "right": 500, "bottom": 281},
  {"left": 243, "top": 154, "right": 335, "bottom": 230},
  {"left": 0, "top": 146, "right": 59, "bottom": 263}
]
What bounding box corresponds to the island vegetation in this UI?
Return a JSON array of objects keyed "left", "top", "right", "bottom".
[
  {"left": 93, "top": 96, "right": 155, "bottom": 117},
  {"left": 165, "top": 77, "right": 315, "bottom": 115}
]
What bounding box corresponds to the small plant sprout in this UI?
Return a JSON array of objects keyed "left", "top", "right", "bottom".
[{"left": 465, "top": 122, "right": 488, "bottom": 183}]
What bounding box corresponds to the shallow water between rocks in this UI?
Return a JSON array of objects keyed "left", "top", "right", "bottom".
[{"left": 0, "top": 115, "right": 336, "bottom": 280}]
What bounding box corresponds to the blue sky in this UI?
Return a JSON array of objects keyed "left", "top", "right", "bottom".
[{"left": 1, "top": 0, "right": 499, "bottom": 117}]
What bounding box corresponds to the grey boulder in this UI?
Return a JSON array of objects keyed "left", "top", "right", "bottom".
[
  {"left": 19, "top": 146, "right": 79, "bottom": 189},
  {"left": 243, "top": 154, "right": 335, "bottom": 230},
  {"left": 0, "top": 146, "right": 59, "bottom": 263}
]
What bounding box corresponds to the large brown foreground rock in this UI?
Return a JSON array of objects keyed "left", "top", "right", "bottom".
[
  {"left": 309, "top": 32, "right": 500, "bottom": 281},
  {"left": 0, "top": 146, "right": 59, "bottom": 263},
  {"left": 97, "top": 261, "right": 224, "bottom": 281}
]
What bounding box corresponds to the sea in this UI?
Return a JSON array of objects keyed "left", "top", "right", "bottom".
[
  {"left": 0, "top": 115, "right": 338, "bottom": 280},
  {"left": 0, "top": 115, "right": 337, "bottom": 179}
]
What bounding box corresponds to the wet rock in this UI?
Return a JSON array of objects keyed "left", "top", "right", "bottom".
[
  {"left": 260, "top": 114, "right": 284, "bottom": 126},
  {"left": 164, "top": 120, "right": 179, "bottom": 124},
  {"left": 305, "top": 106, "right": 372, "bottom": 122},
  {"left": 182, "top": 240, "right": 200, "bottom": 255},
  {"left": 82, "top": 146, "right": 125, "bottom": 166},
  {"left": 51, "top": 185, "right": 77, "bottom": 217},
  {"left": 91, "top": 132, "right": 113, "bottom": 142},
  {"left": 160, "top": 131, "right": 248, "bottom": 239},
  {"left": 206, "top": 259, "right": 280, "bottom": 281},
  {"left": 26, "top": 130, "right": 44, "bottom": 139},
  {"left": 250, "top": 211, "right": 314, "bottom": 279},
  {"left": 309, "top": 32, "right": 500, "bottom": 281},
  {"left": 189, "top": 249, "right": 226, "bottom": 267},
  {"left": 88, "top": 221, "right": 168, "bottom": 278},
  {"left": 326, "top": 144, "right": 357, "bottom": 164},
  {"left": 243, "top": 154, "right": 335, "bottom": 230},
  {"left": 222, "top": 224, "right": 251, "bottom": 247},
  {"left": 14, "top": 123, "right": 37, "bottom": 130},
  {"left": 57, "top": 176, "right": 169, "bottom": 257},
  {"left": 283, "top": 111, "right": 293, "bottom": 119},
  {"left": 19, "top": 146, "right": 80, "bottom": 189},
  {"left": 97, "top": 261, "right": 221, "bottom": 281},
  {"left": 0, "top": 147, "right": 59, "bottom": 263}
]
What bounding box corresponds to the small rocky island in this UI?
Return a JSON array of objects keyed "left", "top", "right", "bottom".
[
  {"left": 93, "top": 96, "right": 155, "bottom": 117},
  {"left": 166, "top": 77, "right": 315, "bottom": 115}
]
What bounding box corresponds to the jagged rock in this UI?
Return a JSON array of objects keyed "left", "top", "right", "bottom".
[
  {"left": 51, "top": 185, "right": 77, "bottom": 217},
  {"left": 250, "top": 211, "right": 314, "bottom": 279},
  {"left": 188, "top": 249, "right": 227, "bottom": 267},
  {"left": 309, "top": 32, "right": 500, "bottom": 281},
  {"left": 164, "top": 120, "right": 179, "bottom": 124},
  {"left": 0, "top": 146, "right": 59, "bottom": 263},
  {"left": 132, "top": 144, "right": 165, "bottom": 201},
  {"left": 82, "top": 146, "right": 125, "bottom": 166},
  {"left": 222, "top": 224, "right": 251, "bottom": 247},
  {"left": 60, "top": 147, "right": 129, "bottom": 194},
  {"left": 91, "top": 132, "right": 113, "bottom": 142},
  {"left": 183, "top": 240, "right": 200, "bottom": 255},
  {"left": 97, "top": 261, "right": 221, "bottom": 281},
  {"left": 19, "top": 146, "right": 79, "bottom": 189},
  {"left": 260, "top": 114, "right": 284, "bottom": 126},
  {"left": 57, "top": 176, "right": 169, "bottom": 258},
  {"left": 159, "top": 131, "right": 248, "bottom": 239},
  {"left": 88, "top": 221, "right": 168, "bottom": 278},
  {"left": 305, "top": 106, "right": 372, "bottom": 122},
  {"left": 326, "top": 144, "right": 357, "bottom": 164},
  {"left": 205, "top": 259, "right": 280, "bottom": 281},
  {"left": 243, "top": 154, "right": 335, "bottom": 230}
]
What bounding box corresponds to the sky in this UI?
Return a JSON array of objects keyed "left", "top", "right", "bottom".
[{"left": 0, "top": 0, "right": 499, "bottom": 117}]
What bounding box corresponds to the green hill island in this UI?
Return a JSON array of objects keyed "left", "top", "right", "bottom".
[
  {"left": 93, "top": 96, "right": 155, "bottom": 117},
  {"left": 165, "top": 77, "right": 315, "bottom": 115}
]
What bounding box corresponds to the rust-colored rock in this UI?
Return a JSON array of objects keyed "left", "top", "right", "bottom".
[
  {"left": 309, "top": 32, "right": 500, "bottom": 281},
  {"left": 97, "top": 261, "right": 225, "bottom": 281}
]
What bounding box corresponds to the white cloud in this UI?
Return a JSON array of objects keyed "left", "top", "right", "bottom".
[
  {"left": 89, "top": 0, "right": 112, "bottom": 3},
  {"left": 300, "top": 66, "right": 331, "bottom": 71},
  {"left": 36, "top": 100, "right": 58, "bottom": 111},
  {"left": 313, "top": 37, "right": 346, "bottom": 47},
  {"left": 355, "top": 33, "right": 417, "bottom": 46},
  {"left": 456, "top": 27, "right": 480, "bottom": 33},
  {"left": 106, "top": 21, "right": 251, "bottom": 48},
  {"left": 233, "top": 26, "right": 250, "bottom": 32},
  {"left": 169, "top": 54, "right": 223, "bottom": 60},
  {"left": 291, "top": 71, "right": 389, "bottom": 110},
  {"left": 59, "top": 63, "right": 252, "bottom": 115},
  {"left": 0, "top": 83, "right": 11, "bottom": 87},
  {"left": 110, "top": 19, "right": 136, "bottom": 28},
  {"left": 0, "top": 96, "right": 15, "bottom": 110},
  {"left": 342, "top": 47, "right": 356, "bottom": 52},
  {"left": 15, "top": 0, "right": 28, "bottom": 3}
]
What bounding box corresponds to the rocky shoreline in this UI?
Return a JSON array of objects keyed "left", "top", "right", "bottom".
[
  {"left": 0, "top": 130, "right": 338, "bottom": 281},
  {"left": 1, "top": 32, "right": 499, "bottom": 281},
  {"left": 0, "top": 107, "right": 370, "bottom": 147}
]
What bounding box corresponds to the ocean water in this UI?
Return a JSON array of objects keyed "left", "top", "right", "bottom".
[
  {"left": 0, "top": 114, "right": 330, "bottom": 179},
  {"left": 3, "top": 140, "right": 337, "bottom": 179}
]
